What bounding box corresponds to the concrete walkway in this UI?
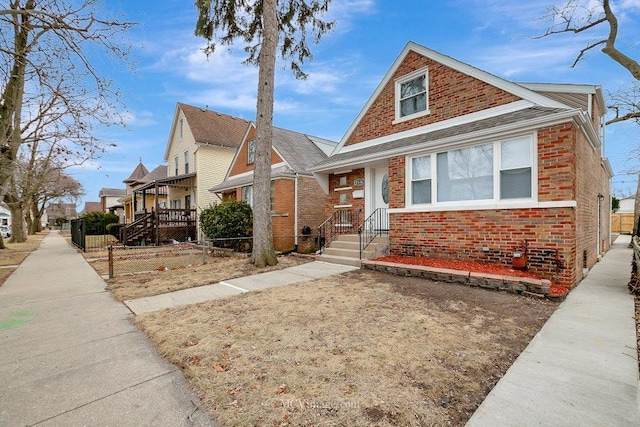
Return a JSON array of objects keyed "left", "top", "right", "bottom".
[
  {"left": 124, "top": 261, "right": 358, "bottom": 314},
  {"left": 0, "top": 232, "right": 214, "bottom": 426},
  {"left": 467, "top": 234, "right": 640, "bottom": 426}
]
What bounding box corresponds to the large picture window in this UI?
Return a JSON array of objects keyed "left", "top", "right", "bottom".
[
  {"left": 407, "top": 135, "right": 534, "bottom": 206},
  {"left": 437, "top": 144, "right": 493, "bottom": 202}
]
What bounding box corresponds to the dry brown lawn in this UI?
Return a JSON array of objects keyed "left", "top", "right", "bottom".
[
  {"left": 0, "top": 234, "right": 45, "bottom": 286},
  {"left": 136, "top": 269, "right": 557, "bottom": 426},
  {"left": 104, "top": 254, "right": 312, "bottom": 301}
]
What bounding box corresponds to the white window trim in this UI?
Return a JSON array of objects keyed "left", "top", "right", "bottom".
[
  {"left": 393, "top": 67, "right": 430, "bottom": 124},
  {"left": 405, "top": 133, "right": 538, "bottom": 210},
  {"left": 174, "top": 156, "right": 179, "bottom": 176},
  {"left": 184, "top": 150, "right": 189, "bottom": 174},
  {"left": 179, "top": 117, "right": 184, "bottom": 140}
]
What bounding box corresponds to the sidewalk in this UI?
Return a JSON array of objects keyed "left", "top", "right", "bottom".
[
  {"left": 124, "top": 261, "right": 358, "bottom": 314},
  {"left": 467, "top": 234, "right": 640, "bottom": 426},
  {"left": 0, "top": 232, "right": 214, "bottom": 426}
]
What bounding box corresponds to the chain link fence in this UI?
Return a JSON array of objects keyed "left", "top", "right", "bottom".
[{"left": 93, "top": 234, "right": 318, "bottom": 279}]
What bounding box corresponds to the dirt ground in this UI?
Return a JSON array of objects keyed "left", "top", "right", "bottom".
[
  {"left": 104, "top": 254, "right": 312, "bottom": 301},
  {"left": 136, "top": 269, "right": 557, "bottom": 426}
]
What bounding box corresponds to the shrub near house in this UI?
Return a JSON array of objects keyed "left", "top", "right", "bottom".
[
  {"left": 83, "top": 212, "right": 119, "bottom": 235},
  {"left": 200, "top": 200, "right": 252, "bottom": 250}
]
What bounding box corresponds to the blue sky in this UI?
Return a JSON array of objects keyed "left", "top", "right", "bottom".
[{"left": 70, "top": 0, "right": 640, "bottom": 207}]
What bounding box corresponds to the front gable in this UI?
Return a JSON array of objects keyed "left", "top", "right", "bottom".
[
  {"left": 341, "top": 41, "right": 569, "bottom": 150},
  {"left": 227, "top": 124, "right": 285, "bottom": 178}
]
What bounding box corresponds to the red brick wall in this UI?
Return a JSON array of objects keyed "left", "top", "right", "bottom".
[
  {"left": 297, "top": 176, "right": 328, "bottom": 253},
  {"left": 326, "top": 169, "right": 365, "bottom": 217},
  {"left": 384, "top": 122, "right": 612, "bottom": 287},
  {"left": 346, "top": 51, "right": 521, "bottom": 146},
  {"left": 390, "top": 208, "right": 577, "bottom": 287},
  {"left": 537, "top": 124, "right": 576, "bottom": 202},
  {"left": 228, "top": 126, "right": 284, "bottom": 177}
]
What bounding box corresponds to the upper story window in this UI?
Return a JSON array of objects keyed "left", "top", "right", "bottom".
[
  {"left": 395, "top": 67, "right": 429, "bottom": 122},
  {"left": 174, "top": 156, "right": 179, "bottom": 176},
  {"left": 184, "top": 151, "right": 189, "bottom": 174},
  {"left": 407, "top": 135, "right": 534, "bottom": 207},
  {"left": 247, "top": 139, "right": 256, "bottom": 164},
  {"left": 179, "top": 117, "right": 184, "bottom": 139}
]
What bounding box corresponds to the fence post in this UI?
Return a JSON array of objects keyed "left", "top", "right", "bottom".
[{"left": 108, "top": 245, "right": 114, "bottom": 279}]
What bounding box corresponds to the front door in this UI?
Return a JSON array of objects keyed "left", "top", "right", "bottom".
[{"left": 370, "top": 166, "right": 389, "bottom": 231}]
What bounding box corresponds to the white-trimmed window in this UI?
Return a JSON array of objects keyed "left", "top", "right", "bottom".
[
  {"left": 242, "top": 185, "right": 253, "bottom": 207},
  {"left": 179, "top": 117, "right": 184, "bottom": 139},
  {"left": 396, "top": 67, "right": 428, "bottom": 121},
  {"left": 247, "top": 139, "right": 256, "bottom": 164},
  {"left": 500, "top": 137, "right": 532, "bottom": 199},
  {"left": 407, "top": 135, "right": 534, "bottom": 206},
  {"left": 411, "top": 155, "right": 432, "bottom": 204},
  {"left": 174, "top": 156, "right": 179, "bottom": 176},
  {"left": 437, "top": 143, "right": 494, "bottom": 202},
  {"left": 184, "top": 151, "right": 189, "bottom": 174}
]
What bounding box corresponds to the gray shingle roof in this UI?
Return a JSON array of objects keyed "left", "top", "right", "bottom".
[
  {"left": 209, "top": 165, "right": 297, "bottom": 193},
  {"left": 311, "top": 107, "right": 568, "bottom": 172},
  {"left": 271, "top": 127, "right": 336, "bottom": 174},
  {"left": 99, "top": 188, "right": 127, "bottom": 197}
]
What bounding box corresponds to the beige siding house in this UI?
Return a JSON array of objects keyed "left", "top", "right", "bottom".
[{"left": 163, "top": 103, "right": 251, "bottom": 238}]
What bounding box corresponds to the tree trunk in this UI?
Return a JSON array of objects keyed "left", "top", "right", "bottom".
[
  {"left": 251, "top": 0, "right": 278, "bottom": 267},
  {"left": 30, "top": 201, "right": 42, "bottom": 234},
  {"left": 0, "top": 234, "right": 5, "bottom": 249},
  {"left": 7, "top": 201, "right": 25, "bottom": 243}
]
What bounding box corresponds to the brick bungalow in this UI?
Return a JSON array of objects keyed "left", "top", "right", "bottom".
[
  {"left": 310, "top": 41, "right": 613, "bottom": 288},
  {"left": 209, "top": 123, "right": 337, "bottom": 253}
]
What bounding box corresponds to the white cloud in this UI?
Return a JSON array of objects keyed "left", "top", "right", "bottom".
[{"left": 121, "top": 110, "right": 157, "bottom": 127}]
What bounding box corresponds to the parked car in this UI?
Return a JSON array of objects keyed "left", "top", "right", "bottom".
[{"left": 0, "top": 225, "right": 11, "bottom": 238}]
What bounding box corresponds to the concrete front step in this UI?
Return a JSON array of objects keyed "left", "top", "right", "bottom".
[
  {"left": 315, "top": 253, "right": 362, "bottom": 268},
  {"left": 318, "top": 234, "right": 389, "bottom": 267}
]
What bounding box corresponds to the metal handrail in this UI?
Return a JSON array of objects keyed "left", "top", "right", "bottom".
[
  {"left": 317, "top": 209, "right": 361, "bottom": 251},
  {"left": 358, "top": 208, "right": 389, "bottom": 259}
]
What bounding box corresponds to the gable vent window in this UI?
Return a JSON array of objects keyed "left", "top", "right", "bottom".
[
  {"left": 247, "top": 139, "right": 256, "bottom": 164},
  {"left": 395, "top": 67, "right": 429, "bottom": 122}
]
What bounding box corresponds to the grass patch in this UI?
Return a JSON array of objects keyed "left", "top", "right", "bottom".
[
  {"left": 0, "top": 233, "right": 45, "bottom": 286},
  {"left": 103, "top": 254, "right": 312, "bottom": 301},
  {"left": 136, "top": 270, "right": 556, "bottom": 426}
]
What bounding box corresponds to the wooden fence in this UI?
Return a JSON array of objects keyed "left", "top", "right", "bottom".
[{"left": 611, "top": 212, "right": 635, "bottom": 234}]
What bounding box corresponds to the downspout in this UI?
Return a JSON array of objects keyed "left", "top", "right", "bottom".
[{"left": 294, "top": 175, "right": 299, "bottom": 250}]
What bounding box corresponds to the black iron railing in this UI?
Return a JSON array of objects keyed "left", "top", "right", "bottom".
[
  {"left": 358, "top": 208, "right": 389, "bottom": 259},
  {"left": 317, "top": 209, "right": 361, "bottom": 251}
]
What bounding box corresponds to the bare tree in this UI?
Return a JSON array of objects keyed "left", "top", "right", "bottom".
[
  {"left": 194, "top": 0, "right": 334, "bottom": 266},
  {"left": 538, "top": 0, "right": 640, "bottom": 124},
  {"left": 0, "top": 0, "right": 134, "bottom": 244}
]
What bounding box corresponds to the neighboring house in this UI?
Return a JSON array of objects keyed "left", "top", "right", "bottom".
[
  {"left": 99, "top": 188, "right": 127, "bottom": 214},
  {"left": 123, "top": 164, "right": 169, "bottom": 220},
  {"left": 612, "top": 194, "right": 635, "bottom": 234},
  {"left": 121, "top": 162, "right": 150, "bottom": 223},
  {"left": 163, "top": 102, "right": 251, "bottom": 237},
  {"left": 618, "top": 195, "right": 635, "bottom": 213},
  {"left": 0, "top": 202, "right": 10, "bottom": 227},
  {"left": 311, "top": 41, "right": 612, "bottom": 288},
  {"left": 209, "top": 123, "right": 337, "bottom": 252},
  {"left": 80, "top": 201, "right": 103, "bottom": 216},
  {"left": 46, "top": 203, "right": 78, "bottom": 227}
]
